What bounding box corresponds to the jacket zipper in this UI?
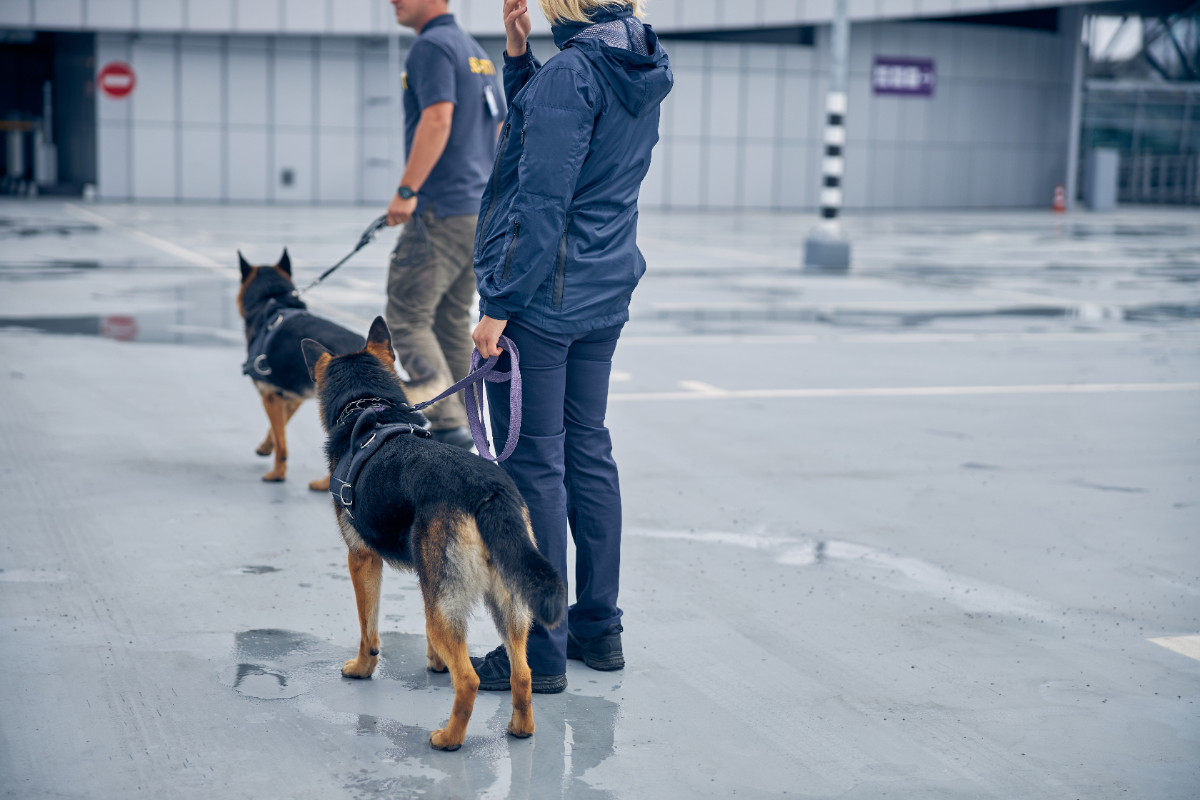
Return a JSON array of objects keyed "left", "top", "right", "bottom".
[
  {"left": 552, "top": 219, "right": 571, "bottom": 308},
  {"left": 480, "top": 122, "right": 511, "bottom": 236},
  {"left": 501, "top": 222, "right": 520, "bottom": 281}
]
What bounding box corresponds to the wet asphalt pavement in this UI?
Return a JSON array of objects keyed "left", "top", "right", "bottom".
[{"left": 1, "top": 199, "right": 1198, "bottom": 799}]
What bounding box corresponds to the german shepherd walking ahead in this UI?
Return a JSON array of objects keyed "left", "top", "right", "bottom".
[
  {"left": 301, "top": 318, "right": 566, "bottom": 751},
  {"left": 237, "top": 250, "right": 364, "bottom": 488}
]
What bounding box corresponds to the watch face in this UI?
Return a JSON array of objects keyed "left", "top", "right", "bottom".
[{"left": 398, "top": 187, "right": 416, "bottom": 199}]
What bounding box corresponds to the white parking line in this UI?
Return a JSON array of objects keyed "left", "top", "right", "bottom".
[
  {"left": 64, "top": 204, "right": 232, "bottom": 276},
  {"left": 609, "top": 382, "right": 1200, "bottom": 402},
  {"left": 1149, "top": 636, "right": 1200, "bottom": 663},
  {"left": 619, "top": 331, "right": 1200, "bottom": 346}
]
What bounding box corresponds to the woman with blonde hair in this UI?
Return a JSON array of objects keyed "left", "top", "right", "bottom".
[{"left": 470, "top": 0, "right": 671, "bottom": 693}]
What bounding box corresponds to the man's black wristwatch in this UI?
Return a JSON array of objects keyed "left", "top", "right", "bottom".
[{"left": 397, "top": 185, "right": 417, "bottom": 200}]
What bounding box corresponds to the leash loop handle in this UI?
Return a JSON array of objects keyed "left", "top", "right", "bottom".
[{"left": 410, "top": 335, "right": 521, "bottom": 462}]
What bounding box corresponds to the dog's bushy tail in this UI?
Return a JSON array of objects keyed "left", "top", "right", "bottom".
[{"left": 474, "top": 488, "right": 566, "bottom": 628}]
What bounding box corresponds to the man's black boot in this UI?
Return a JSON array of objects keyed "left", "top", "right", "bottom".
[
  {"left": 471, "top": 645, "right": 567, "bottom": 693},
  {"left": 566, "top": 624, "right": 624, "bottom": 671}
]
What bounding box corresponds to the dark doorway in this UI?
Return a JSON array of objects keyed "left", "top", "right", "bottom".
[{"left": 0, "top": 31, "right": 96, "bottom": 195}]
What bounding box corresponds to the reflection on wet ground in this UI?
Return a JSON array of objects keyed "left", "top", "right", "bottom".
[
  {"left": 218, "top": 628, "right": 620, "bottom": 799},
  {"left": 3, "top": 203, "right": 1199, "bottom": 349}
]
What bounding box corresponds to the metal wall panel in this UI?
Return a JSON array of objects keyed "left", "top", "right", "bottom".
[
  {"left": 180, "top": 39, "right": 222, "bottom": 125},
  {"left": 283, "top": 0, "right": 325, "bottom": 34},
  {"left": 129, "top": 36, "right": 176, "bottom": 124},
  {"left": 33, "top": 0, "right": 83, "bottom": 27},
  {"left": 318, "top": 40, "right": 358, "bottom": 129},
  {"left": 86, "top": 0, "right": 134, "bottom": 28},
  {"left": 226, "top": 127, "right": 269, "bottom": 201},
  {"left": 318, "top": 129, "right": 357, "bottom": 202},
  {"left": 235, "top": 0, "right": 281, "bottom": 32},
  {"left": 189, "top": 0, "right": 233, "bottom": 31},
  {"left": 131, "top": 125, "right": 175, "bottom": 199},
  {"left": 227, "top": 41, "right": 269, "bottom": 125},
  {"left": 180, "top": 127, "right": 222, "bottom": 199},
  {"left": 331, "top": 0, "right": 371, "bottom": 34},
  {"left": 139, "top": 0, "right": 184, "bottom": 31},
  {"left": 273, "top": 128, "right": 313, "bottom": 202}
]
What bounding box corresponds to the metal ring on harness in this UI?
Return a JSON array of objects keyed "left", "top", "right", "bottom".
[
  {"left": 253, "top": 354, "right": 272, "bottom": 376},
  {"left": 337, "top": 482, "right": 354, "bottom": 507}
]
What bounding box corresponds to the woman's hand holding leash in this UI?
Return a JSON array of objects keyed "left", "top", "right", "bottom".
[
  {"left": 473, "top": 316, "right": 508, "bottom": 359},
  {"left": 503, "top": 0, "right": 531, "bottom": 57}
]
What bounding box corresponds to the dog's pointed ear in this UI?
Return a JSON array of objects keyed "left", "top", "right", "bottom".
[
  {"left": 238, "top": 251, "right": 253, "bottom": 282},
  {"left": 301, "top": 338, "right": 333, "bottom": 383},
  {"left": 278, "top": 248, "right": 292, "bottom": 276},
  {"left": 365, "top": 316, "right": 395, "bottom": 367}
]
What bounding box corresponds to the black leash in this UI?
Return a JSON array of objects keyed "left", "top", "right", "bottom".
[{"left": 294, "top": 214, "right": 390, "bottom": 297}]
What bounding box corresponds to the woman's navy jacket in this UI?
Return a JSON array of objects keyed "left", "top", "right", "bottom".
[{"left": 472, "top": 8, "right": 673, "bottom": 334}]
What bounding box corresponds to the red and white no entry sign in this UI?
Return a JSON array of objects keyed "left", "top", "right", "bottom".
[{"left": 98, "top": 62, "right": 136, "bottom": 99}]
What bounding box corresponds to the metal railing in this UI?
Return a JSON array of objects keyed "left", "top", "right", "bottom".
[{"left": 1119, "top": 154, "right": 1200, "bottom": 205}]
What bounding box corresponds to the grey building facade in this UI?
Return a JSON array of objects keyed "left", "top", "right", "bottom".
[{"left": 0, "top": 0, "right": 1139, "bottom": 210}]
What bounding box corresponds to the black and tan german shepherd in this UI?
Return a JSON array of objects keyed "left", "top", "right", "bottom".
[
  {"left": 237, "top": 250, "right": 364, "bottom": 488},
  {"left": 301, "top": 317, "right": 566, "bottom": 751}
]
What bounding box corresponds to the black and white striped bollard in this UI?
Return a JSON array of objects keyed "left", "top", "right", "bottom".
[{"left": 804, "top": 0, "right": 852, "bottom": 271}]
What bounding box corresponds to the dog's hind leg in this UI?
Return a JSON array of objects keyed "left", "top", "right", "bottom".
[
  {"left": 255, "top": 428, "right": 274, "bottom": 456},
  {"left": 260, "top": 392, "right": 289, "bottom": 481},
  {"left": 504, "top": 622, "right": 535, "bottom": 738},
  {"left": 308, "top": 474, "right": 331, "bottom": 492},
  {"left": 486, "top": 589, "right": 535, "bottom": 738},
  {"left": 341, "top": 547, "right": 383, "bottom": 679},
  {"left": 425, "top": 609, "right": 479, "bottom": 751}
]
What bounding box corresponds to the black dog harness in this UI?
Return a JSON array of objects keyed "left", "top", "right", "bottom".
[
  {"left": 243, "top": 298, "right": 308, "bottom": 379},
  {"left": 330, "top": 403, "right": 430, "bottom": 517}
]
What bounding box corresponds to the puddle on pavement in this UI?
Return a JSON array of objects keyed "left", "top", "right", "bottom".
[
  {"left": 0, "top": 275, "right": 242, "bottom": 346},
  {"left": 219, "top": 628, "right": 620, "bottom": 798},
  {"left": 642, "top": 301, "right": 1200, "bottom": 329},
  {"left": 221, "top": 663, "right": 308, "bottom": 700},
  {"left": 0, "top": 217, "right": 99, "bottom": 238}
]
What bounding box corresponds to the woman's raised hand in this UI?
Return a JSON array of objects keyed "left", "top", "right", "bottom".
[{"left": 503, "top": 0, "right": 532, "bottom": 57}]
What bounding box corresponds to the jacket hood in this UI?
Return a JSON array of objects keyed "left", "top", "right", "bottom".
[{"left": 551, "top": 8, "right": 673, "bottom": 118}]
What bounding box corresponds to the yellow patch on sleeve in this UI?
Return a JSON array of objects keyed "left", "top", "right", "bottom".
[{"left": 402, "top": 72, "right": 408, "bottom": 91}]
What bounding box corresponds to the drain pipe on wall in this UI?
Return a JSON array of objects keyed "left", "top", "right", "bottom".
[{"left": 804, "top": 0, "right": 852, "bottom": 271}]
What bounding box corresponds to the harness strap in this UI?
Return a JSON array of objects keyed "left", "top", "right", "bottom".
[
  {"left": 242, "top": 298, "right": 308, "bottom": 378},
  {"left": 330, "top": 407, "right": 431, "bottom": 516},
  {"left": 409, "top": 335, "right": 521, "bottom": 462}
]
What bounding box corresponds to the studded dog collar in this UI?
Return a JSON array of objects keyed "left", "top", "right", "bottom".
[{"left": 334, "top": 397, "right": 394, "bottom": 429}]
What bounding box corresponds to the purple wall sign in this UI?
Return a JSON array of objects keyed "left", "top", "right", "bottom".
[{"left": 872, "top": 57, "right": 936, "bottom": 97}]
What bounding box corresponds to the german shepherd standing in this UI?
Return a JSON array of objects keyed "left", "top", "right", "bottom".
[
  {"left": 301, "top": 318, "right": 566, "bottom": 751},
  {"left": 238, "top": 250, "right": 364, "bottom": 488}
]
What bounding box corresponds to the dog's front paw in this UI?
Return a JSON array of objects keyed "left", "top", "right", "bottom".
[
  {"left": 430, "top": 728, "right": 463, "bottom": 751},
  {"left": 342, "top": 656, "right": 377, "bottom": 679},
  {"left": 308, "top": 475, "right": 331, "bottom": 492},
  {"left": 427, "top": 655, "right": 448, "bottom": 673},
  {"left": 507, "top": 716, "right": 535, "bottom": 739},
  {"left": 256, "top": 442, "right": 274, "bottom": 456},
  {"left": 262, "top": 469, "right": 287, "bottom": 482}
]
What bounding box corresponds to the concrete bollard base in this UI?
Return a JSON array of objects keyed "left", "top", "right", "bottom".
[{"left": 804, "top": 235, "right": 851, "bottom": 271}]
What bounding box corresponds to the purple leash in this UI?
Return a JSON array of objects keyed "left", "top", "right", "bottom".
[{"left": 409, "top": 335, "right": 520, "bottom": 462}]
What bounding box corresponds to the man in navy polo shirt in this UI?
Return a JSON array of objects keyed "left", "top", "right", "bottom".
[{"left": 385, "top": 0, "right": 506, "bottom": 449}]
